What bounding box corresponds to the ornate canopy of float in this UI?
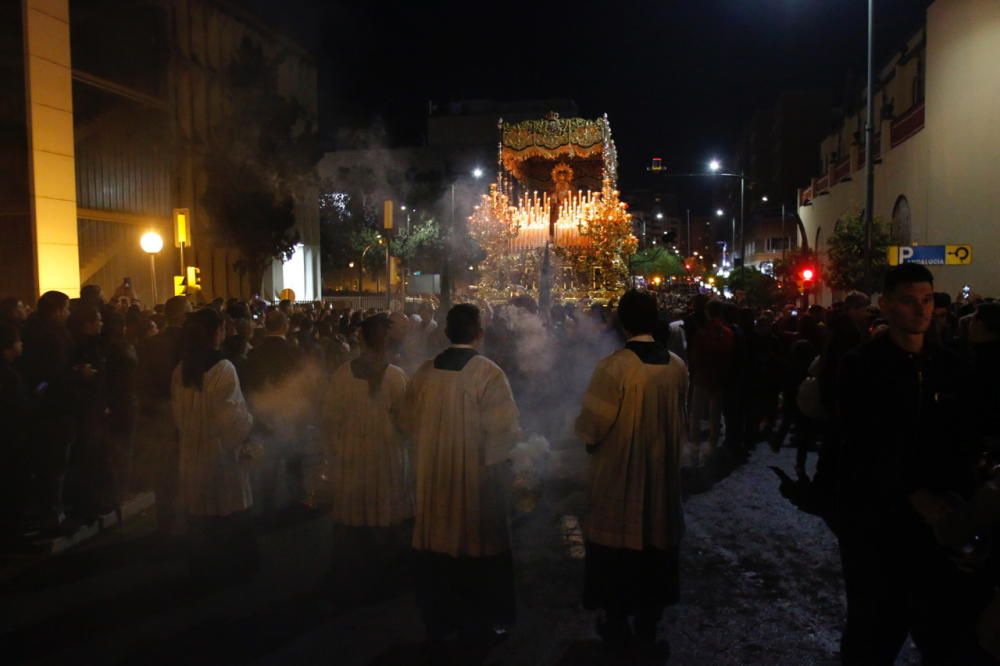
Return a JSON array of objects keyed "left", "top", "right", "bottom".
[{"left": 468, "top": 113, "right": 637, "bottom": 301}]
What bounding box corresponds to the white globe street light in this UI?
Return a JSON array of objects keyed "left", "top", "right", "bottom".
[
  {"left": 140, "top": 231, "right": 163, "bottom": 305},
  {"left": 655, "top": 212, "right": 664, "bottom": 220},
  {"left": 761, "top": 195, "right": 769, "bottom": 203},
  {"left": 716, "top": 208, "right": 724, "bottom": 217},
  {"left": 708, "top": 159, "right": 721, "bottom": 173},
  {"left": 140, "top": 231, "right": 163, "bottom": 254},
  {"left": 472, "top": 167, "right": 484, "bottom": 179}
]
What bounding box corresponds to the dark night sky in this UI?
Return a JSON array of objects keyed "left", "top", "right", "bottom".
[{"left": 250, "top": 0, "right": 929, "bottom": 182}]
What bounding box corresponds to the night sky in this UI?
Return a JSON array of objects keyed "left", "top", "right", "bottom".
[{"left": 251, "top": 0, "right": 929, "bottom": 183}]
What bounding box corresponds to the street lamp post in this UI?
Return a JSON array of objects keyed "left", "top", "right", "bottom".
[
  {"left": 708, "top": 159, "right": 746, "bottom": 269},
  {"left": 686, "top": 209, "right": 692, "bottom": 257},
  {"left": 442, "top": 167, "right": 485, "bottom": 313},
  {"left": 140, "top": 231, "right": 163, "bottom": 306},
  {"left": 863, "top": 0, "right": 876, "bottom": 293}
]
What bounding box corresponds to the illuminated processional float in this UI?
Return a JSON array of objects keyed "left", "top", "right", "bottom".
[{"left": 468, "top": 113, "right": 637, "bottom": 303}]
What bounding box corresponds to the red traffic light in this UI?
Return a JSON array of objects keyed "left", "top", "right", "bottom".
[{"left": 801, "top": 268, "right": 815, "bottom": 281}]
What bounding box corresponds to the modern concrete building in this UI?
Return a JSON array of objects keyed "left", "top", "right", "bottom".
[
  {"left": 1, "top": 0, "right": 320, "bottom": 304},
  {"left": 797, "top": 0, "right": 998, "bottom": 302}
]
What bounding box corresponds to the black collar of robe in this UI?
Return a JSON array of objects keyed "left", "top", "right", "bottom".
[
  {"left": 625, "top": 341, "right": 670, "bottom": 365},
  {"left": 434, "top": 347, "right": 478, "bottom": 371}
]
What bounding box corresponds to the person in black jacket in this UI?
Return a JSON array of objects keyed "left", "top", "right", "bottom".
[
  {"left": 136, "top": 295, "right": 190, "bottom": 535},
  {"left": 21, "top": 291, "right": 78, "bottom": 531},
  {"left": 242, "top": 309, "right": 305, "bottom": 516},
  {"left": 835, "top": 264, "right": 987, "bottom": 664},
  {"left": 0, "top": 323, "right": 30, "bottom": 535},
  {"left": 67, "top": 304, "right": 112, "bottom": 520}
]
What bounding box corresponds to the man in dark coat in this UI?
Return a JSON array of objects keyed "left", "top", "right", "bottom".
[
  {"left": 242, "top": 309, "right": 305, "bottom": 514},
  {"left": 21, "top": 291, "right": 77, "bottom": 531},
  {"left": 835, "top": 264, "right": 987, "bottom": 664},
  {"left": 136, "top": 295, "right": 190, "bottom": 534},
  {"left": 0, "top": 323, "right": 30, "bottom": 534}
]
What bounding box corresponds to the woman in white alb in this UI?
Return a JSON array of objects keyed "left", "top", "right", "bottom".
[{"left": 171, "top": 307, "right": 256, "bottom": 582}]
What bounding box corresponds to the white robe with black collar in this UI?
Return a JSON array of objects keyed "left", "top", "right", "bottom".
[
  {"left": 405, "top": 348, "right": 521, "bottom": 558},
  {"left": 575, "top": 343, "right": 688, "bottom": 551}
]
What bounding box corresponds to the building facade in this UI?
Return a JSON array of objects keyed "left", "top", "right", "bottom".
[
  {"left": 2, "top": 0, "right": 320, "bottom": 305},
  {"left": 798, "top": 0, "right": 999, "bottom": 301}
]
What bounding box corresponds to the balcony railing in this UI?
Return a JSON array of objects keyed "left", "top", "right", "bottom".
[
  {"left": 891, "top": 101, "right": 925, "bottom": 147},
  {"left": 799, "top": 183, "right": 814, "bottom": 207},
  {"left": 832, "top": 157, "right": 851, "bottom": 183}
]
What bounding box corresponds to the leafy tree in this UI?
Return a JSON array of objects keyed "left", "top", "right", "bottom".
[
  {"left": 201, "top": 38, "right": 322, "bottom": 292},
  {"left": 629, "top": 246, "right": 686, "bottom": 279},
  {"left": 772, "top": 246, "right": 815, "bottom": 294},
  {"left": 826, "top": 211, "right": 890, "bottom": 292},
  {"left": 319, "top": 160, "right": 451, "bottom": 292},
  {"left": 722, "top": 267, "right": 782, "bottom": 307}
]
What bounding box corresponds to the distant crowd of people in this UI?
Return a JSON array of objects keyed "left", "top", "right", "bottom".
[{"left": 1, "top": 263, "right": 998, "bottom": 664}]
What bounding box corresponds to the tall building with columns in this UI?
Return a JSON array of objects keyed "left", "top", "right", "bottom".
[{"left": 1, "top": 0, "right": 321, "bottom": 304}]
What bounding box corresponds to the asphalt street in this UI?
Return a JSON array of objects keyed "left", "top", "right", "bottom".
[{"left": 1, "top": 442, "right": 920, "bottom": 665}]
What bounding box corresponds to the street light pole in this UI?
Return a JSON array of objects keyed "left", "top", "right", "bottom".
[
  {"left": 863, "top": 0, "right": 876, "bottom": 292},
  {"left": 781, "top": 203, "right": 787, "bottom": 261},
  {"left": 441, "top": 183, "right": 455, "bottom": 313},
  {"left": 739, "top": 175, "right": 745, "bottom": 268},
  {"left": 686, "top": 208, "right": 691, "bottom": 257}
]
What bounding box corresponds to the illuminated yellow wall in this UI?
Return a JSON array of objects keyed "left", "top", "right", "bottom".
[{"left": 23, "top": 0, "right": 80, "bottom": 298}]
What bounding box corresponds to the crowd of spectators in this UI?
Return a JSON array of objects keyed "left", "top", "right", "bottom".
[{"left": 1, "top": 270, "right": 997, "bottom": 661}]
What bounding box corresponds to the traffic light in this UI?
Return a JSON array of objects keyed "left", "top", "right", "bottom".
[
  {"left": 799, "top": 265, "right": 817, "bottom": 288},
  {"left": 186, "top": 266, "right": 201, "bottom": 294}
]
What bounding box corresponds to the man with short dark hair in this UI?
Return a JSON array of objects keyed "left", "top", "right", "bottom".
[
  {"left": 243, "top": 308, "right": 306, "bottom": 514},
  {"left": 136, "top": 294, "right": 191, "bottom": 534},
  {"left": 405, "top": 303, "right": 521, "bottom": 649},
  {"left": 0, "top": 323, "right": 29, "bottom": 533},
  {"left": 21, "top": 291, "right": 76, "bottom": 530},
  {"left": 576, "top": 290, "right": 687, "bottom": 657},
  {"left": 688, "top": 299, "right": 734, "bottom": 456},
  {"left": 836, "top": 263, "right": 985, "bottom": 663}
]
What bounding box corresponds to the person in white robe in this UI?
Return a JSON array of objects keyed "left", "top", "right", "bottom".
[
  {"left": 322, "top": 314, "right": 412, "bottom": 596},
  {"left": 171, "top": 308, "right": 256, "bottom": 583},
  {"left": 325, "top": 313, "right": 411, "bottom": 527},
  {"left": 575, "top": 289, "right": 688, "bottom": 655},
  {"left": 404, "top": 303, "right": 521, "bottom": 646}
]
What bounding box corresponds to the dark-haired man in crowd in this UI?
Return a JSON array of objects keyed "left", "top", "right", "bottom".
[
  {"left": 0, "top": 323, "right": 30, "bottom": 534},
  {"left": 21, "top": 291, "right": 78, "bottom": 530},
  {"left": 0, "top": 297, "right": 28, "bottom": 332},
  {"left": 688, "top": 299, "right": 734, "bottom": 460},
  {"left": 405, "top": 304, "right": 521, "bottom": 654},
  {"left": 836, "top": 264, "right": 987, "bottom": 664},
  {"left": 243, "top": 309, "right": 305, "bottom": 516},
  {"left": 137, "top": 294, "right": 191, "bottom": 535},
  {"left": 576, "top": 289, "right": 688, "bottom": 660}
]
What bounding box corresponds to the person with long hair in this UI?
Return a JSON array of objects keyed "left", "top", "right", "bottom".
[{"left": 171, "top": 308, "right": 255, "bottom": 583}]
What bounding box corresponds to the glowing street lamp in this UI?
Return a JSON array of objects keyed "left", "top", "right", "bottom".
[
  {"left": 655, "top": 212, "right": 664, "bottom": 220},
  {"left": 761, "top": 195, "right": 769, "bottom": 203},
  {"left": 140, "top": 231, "right": 163, "bottom": 306},
  {"left": 716, "top": 208, "right": 725, "bottom": 217},
  {"left": 472, "top": 167, "right": 484, "bottom": 179},
  {"left": 708, "top": 159, "right": 721, "bottom": 173}
]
